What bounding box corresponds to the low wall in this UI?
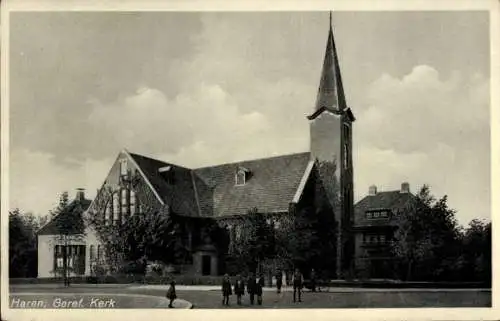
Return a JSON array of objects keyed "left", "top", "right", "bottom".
[{"left": 303, "top": 279, "right": 491, "bottom": 289}]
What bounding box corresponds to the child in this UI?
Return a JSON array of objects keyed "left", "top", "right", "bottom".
[
  {"left": 234, "top": 274, "right": 245, "bottom": 305},
  {"left": 222, "top": 274, "right": 232, "bottom": 306},
  {"left": 166, "top": 279, "right": 177, "bottom": 308}
]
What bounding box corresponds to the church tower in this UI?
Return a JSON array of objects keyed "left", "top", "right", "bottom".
[{"left": 308, "top": 13, "right": 355, "bottom": 278}]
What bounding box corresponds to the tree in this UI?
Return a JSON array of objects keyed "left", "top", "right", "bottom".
[
  {"left": 50, "top": 191, "right": 69, "bottom": 219},
  {"left": 226, "top": 208, "right": 276, "bottom": 274},
  {"left": 391, "top": 185, "right": 461, "bottom": 281},
  {"left": 275, "top": 204, "right": 337, "bottom": 276},
  {"left": 85, "top": 172, "right": 189, "bottom": 276},
  {"left": 9, "top": 209, "right": 48, "bottom": 278},
  {"left": 459, "top": 219, "right": 491, "bottom": 283}
]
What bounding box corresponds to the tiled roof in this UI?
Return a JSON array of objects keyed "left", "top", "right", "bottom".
[
  {"left": 128, "top": 151, "right": 312, "bottom": 218},
  {"left": 37, "top": 199, "right": 91, "bottom": 235},
  {"left": 193, "top": 152, "right": 312, "bottom": 217},
  {"left": 353, "top": 190, "right": 416, "bottom": 227},
  {"left": 128, "top": 153, "right": 199, "bottom": 217}
]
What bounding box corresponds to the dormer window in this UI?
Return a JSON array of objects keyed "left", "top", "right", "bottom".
[
  {"left": 159, "top": 166, "right": 174, "bottom": 185},
  {"left": 235, "top": 170, "right": 246, "bottom": 185},
  {"left": 235, "top": 166, "right": 250, "bottom": 186}
]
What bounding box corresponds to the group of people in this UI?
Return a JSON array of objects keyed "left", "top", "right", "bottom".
[
  {"left": 165, "top": 268, "right": 318, "bottom": 308},
  {"left": 222, "top": 268, "right": 312, "bottom": 306},
  {"left": 222, "top": 272, "right": 265, "bottom": 306}
]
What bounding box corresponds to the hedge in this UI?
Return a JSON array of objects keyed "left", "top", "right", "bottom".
[{"left": 10, "top": 277, "right": 490, "bottom": 289}]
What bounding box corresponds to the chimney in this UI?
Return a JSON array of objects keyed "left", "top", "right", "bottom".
[
  {"left": 368, "top": 185, "right": 377, "bottom": 196},
  {"left": 400, "top": 182, "right": 410, "bottom": 194},
  {"left": 75, "top": 188, "right": 85, "bottom": 201}
]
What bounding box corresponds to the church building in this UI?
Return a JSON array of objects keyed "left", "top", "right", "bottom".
[{"left": 37, "top": 16, "right": 358, "bottom": 279}]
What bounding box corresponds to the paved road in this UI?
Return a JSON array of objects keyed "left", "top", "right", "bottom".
[
  {"left": 9, "top": 284, "right": 491, "bottom": 309},
  {"left": 175, "top": 289, "right": 491, "bottom": 309}
]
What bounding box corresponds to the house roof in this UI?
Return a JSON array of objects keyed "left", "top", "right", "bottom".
[
  {"left": 127, "top": 151, "right": 312, "bottom": 218},
  {"left": 353, "top": 190, "right": 416, "bottom": 227},
  {"left": 37, "top": 199, "right": 91, "bottom": 235}
]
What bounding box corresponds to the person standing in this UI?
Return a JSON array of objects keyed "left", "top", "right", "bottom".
[
  {"left": 256, "top": 273, "right": 265, "bottom": 305},
  {"left": 222, "top": 274, "right": 232, "bottom": 306},
  {"left": 292, "top": 268, "right": 304, "bottom": 303},
  {"left": 247, "top": 272, "right": 257, "bottom": 305},
  {"left": 275, "top": 269, "right": 283, "bottom": 294},
  {"left": 166, "top": 279, "right": 177, "bottom": 308},
  {"left": 234, "top": 274, "right": 245, "bottom": 305},
  {"left": 310, "top": 268, "right": 317, "bottom": 293}
]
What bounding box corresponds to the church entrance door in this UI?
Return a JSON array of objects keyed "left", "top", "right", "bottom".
[{"left": 202, "top": 255, "right": 211, "bottom": 276}]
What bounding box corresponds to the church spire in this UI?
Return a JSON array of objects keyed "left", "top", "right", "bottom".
[{"left": 314, "top": 12, "right": 347, "bottom": 113}]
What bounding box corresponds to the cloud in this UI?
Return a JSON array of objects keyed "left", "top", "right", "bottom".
[
  {"left": 8, "top": 13, "right": 490, "bottom": 226},
  {"left": 355, "top": 65, "right": 490, "bottom": 225},
  {"left": 9, "top": 149, "right": 112, "bottom": 216},
  {"left": 358, "top": 65, "right": 489, "bottom": 153}
]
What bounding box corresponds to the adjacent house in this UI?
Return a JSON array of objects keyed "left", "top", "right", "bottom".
[
  {"left": 352, "top": 183, "right": 418, "bottom": 279},
  {"left": 36, "top": 189, "right": 94, "bottom": 278}
]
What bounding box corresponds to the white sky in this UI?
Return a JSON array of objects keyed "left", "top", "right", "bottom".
[{"left": 8, "top": 11, "right": 491, "bottom": 226}]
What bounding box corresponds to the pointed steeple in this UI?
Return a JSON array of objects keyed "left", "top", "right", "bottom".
[{"left": 314, "top": 12, "right": 347, "bottom": 113}]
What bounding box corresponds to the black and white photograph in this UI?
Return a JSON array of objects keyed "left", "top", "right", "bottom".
[{"left": 2, "top": 1, "right": 497, "bottom": 319}]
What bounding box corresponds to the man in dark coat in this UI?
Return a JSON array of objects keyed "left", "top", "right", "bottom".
[
  {"left": 222, "top": 274, "right": 232, "bottom": 306},
  {"left": 234, "top": 274, "right": 245, "bottom": 305},
  {"left": 247, "top": 272, "right": 257, "bottom": 305},
  {"left": 292, "top": 268, "right": 304, "bottom": 303},
  {"left": 275, "top": 269, "right": 283, "bottom": 294},
  {"left": 256, "top": 273, "right": 265, "bottom": 305}
]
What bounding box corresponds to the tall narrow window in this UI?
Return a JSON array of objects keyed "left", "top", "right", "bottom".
[
  {"left": 343, "top": 124, "right": 350, "bottom": 169},
  {"left": 97, "top": 245, "right": 103, "bottom": 262},
  {"left": 105, "top": 201, "right": 111, "bottom": 225},
  {"left": 113, "top": 193, "right": 119, "bottom": 224},
  {"left": 344, "top": 144, "right": 349, "bottom": 169},
  {"left": 235, "top": 225, "right": 242, "bottom": 240},
  {"left": 130, "top": 190, "right": 136, "bottom": 216},
  {"left": 120, "top": 159, "right": 128, "bottom": 176},
  {"left": 121, "top": 189, "right": 128, "bottom": 222},
  {"left": 89, "top": 245, "right": 95, "bottom": 261}
]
